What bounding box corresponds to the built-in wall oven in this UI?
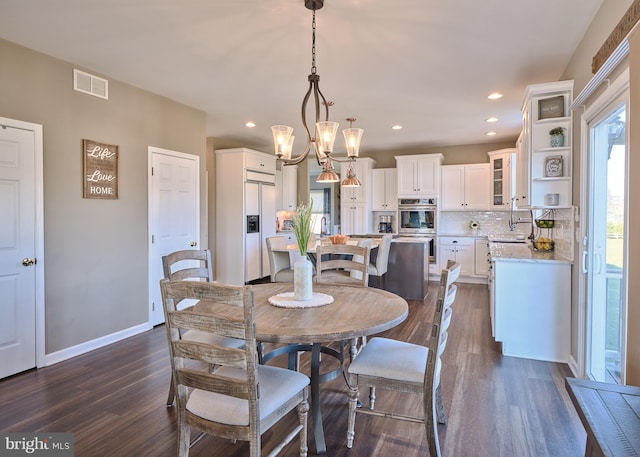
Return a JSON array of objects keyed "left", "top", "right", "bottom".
[{"left": 398, "top": 198, "right": 437, "bottom": 264}]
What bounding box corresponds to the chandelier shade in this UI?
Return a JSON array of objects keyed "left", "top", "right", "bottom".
[
  {"left": 316, "top": 161, "right": 340, "bottom": 183},
  {"left": 270, "top": 0, "right": 363, "bottom": 187}
]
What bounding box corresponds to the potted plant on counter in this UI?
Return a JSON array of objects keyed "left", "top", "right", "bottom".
[{"left": 549, "top": 127, "right": 565, "bottom": 147}]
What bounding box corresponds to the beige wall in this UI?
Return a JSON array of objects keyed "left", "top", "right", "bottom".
[
  {"left": 626, "top": 27, "right": 639, "bottom": 385},
  {"left": 0, "top": 38, "right": 207, "bottom": 353}
]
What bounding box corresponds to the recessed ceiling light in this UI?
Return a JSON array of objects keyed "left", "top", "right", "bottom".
[
  {"left": 486, "top": 117, "right": 499, "bottom": 123},
  {"left": 245, "top": 121, "right": 256, "bottom": 128},
  {"left": 485, "top": 131, "right": 497, "bottom": 136},
  {"left": 391, "top": 125, "right": 403, "bottom": 130},
  {"left": 487, "top": 92, "right": 503, "bottom": 100}
]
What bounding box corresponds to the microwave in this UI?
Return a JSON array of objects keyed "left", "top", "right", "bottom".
[{"left": 398, "top": 199, "right": 436, "bottom": 235}]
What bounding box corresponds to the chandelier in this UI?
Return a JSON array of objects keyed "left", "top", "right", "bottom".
[{"left": 271, "top": 0, "right": 363, "bottom": 187}]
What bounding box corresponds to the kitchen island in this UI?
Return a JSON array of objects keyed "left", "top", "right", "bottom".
[{"left": 363, "top": 236, "right": 431, "bottom": 300}]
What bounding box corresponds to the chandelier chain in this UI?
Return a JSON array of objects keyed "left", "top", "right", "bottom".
[{"left": 311, "top": 9, "right": 317, "bottom": 75}]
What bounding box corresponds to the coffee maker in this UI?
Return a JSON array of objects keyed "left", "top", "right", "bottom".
[{"left": 378, "top": 215, "right": 393, "bottom": 233}]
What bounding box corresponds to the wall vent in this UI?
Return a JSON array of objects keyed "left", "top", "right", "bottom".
[{"left": 73, "top": 69, "right": 108, "bottom": 100}]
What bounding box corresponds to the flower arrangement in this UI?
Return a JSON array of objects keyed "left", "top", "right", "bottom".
[
  {"left": 469, "top": 220, "right": 480, "bottom": 230},
  {"left": 549, "top": 127, "right": 564, "bottom": 136},
  {"left": 292, "top": 200, "right": 314, "bottom": 257}
]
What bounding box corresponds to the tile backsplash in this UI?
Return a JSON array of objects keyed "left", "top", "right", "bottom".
[{"left": 439, "top": 207, "right": 575, "bottom": 261}]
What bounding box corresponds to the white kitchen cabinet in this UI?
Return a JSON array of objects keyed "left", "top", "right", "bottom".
[
  {"left": 474, "top": 239, "right": 489, "bottom": 276},
  {"left": 340, "top": 158, "right": 375, "bottom": 203},
  {"left": 395, "top": 154, "right": 443, "bottom": 198},
  {"left": 440, "top": 164, "right": 490, "bottom": 211},
  {"left": 275, "top": 164, "right": 297, "bottom": 211},
  {"left": 515, "top": 131, "right": 530, "bottom": 208},
  {"left": 487, "top": 149, "right": 516, "bottom": 210},
  {"left": 371, "top": 168, "right": 398, "bottom": 211},
  {"left": 339, "top": 158, "right": 375, "bottom": 234},
  {"left": 439, "top": 236, "right": 474, "bottom": 276},
  {"left": 215, "top": 148, "right": 276, "bottom": 286},
  {"left": 518, "top": 80, "right": 574, "bottom": 209},
  {"left": 493, "top": 259, "right": 571, "bottom": 362},
  {"left": 340, "top": 202, "right": 368, "bottom": 235}
]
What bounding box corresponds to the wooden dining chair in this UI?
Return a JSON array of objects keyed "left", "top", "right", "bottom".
[
  {"left": 315, "top": 242, "right": 371, "bottom": 361},
  {"left": 314, "top": 242, "right": 370, "bottom": 286},
  {"left": 162, "top": 249, "right": 244, "bottom": 406},
  {"left": 345, "top": 260, "right": 461, "bottom": 457},
  {"left": 160, "top": 279, "right": 310, "bottom": 457}
]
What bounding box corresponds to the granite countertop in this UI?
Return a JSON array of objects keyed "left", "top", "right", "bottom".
[
  {"left": 438, "top": 232, "right": 487, "bottom": 238},
  {"left": 489, "top": 241, "right": 571, "bottom": 264}
]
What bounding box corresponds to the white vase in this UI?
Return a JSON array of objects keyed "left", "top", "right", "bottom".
[{"left": 294, "top": 256, "right": 313, "bottom": 301}]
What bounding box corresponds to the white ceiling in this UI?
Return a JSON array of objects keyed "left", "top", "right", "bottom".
[{"left": 0, "top": 0, "right": 603, "bottom": 155}]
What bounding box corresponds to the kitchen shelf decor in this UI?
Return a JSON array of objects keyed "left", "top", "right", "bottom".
[
  {"left": 538, "top": 95, "right": 565, "bottom": 119},
  {"left": 544, "top": 155, "right": 564, "bottom": 177},
  {"left": 549, "top": 127, "right": 565, "bottom": 147},
  {"left": 517, "top": 80, "right": 574, "bottom": 208}
]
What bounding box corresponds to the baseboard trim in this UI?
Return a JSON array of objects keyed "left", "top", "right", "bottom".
[
  {"left": 567, "top": 354, "right": 580, "bottom": 378},
  {"left": 43, "top": 322, "right": 153, "bottom": 367}
]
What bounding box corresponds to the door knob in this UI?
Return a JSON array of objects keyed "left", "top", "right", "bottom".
[
  {"left": 22, "top": 258, "right": 36, "bottom": 266},
  {"left": 190, "top": 241, "right": 197, "bottom": 247}
]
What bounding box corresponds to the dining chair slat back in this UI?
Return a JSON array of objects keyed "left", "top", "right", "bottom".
[
  {"left": 160, "top": 279, "right": 310, "bottom": 457},
  {"left": 314, "top": 243, "right": 370, "bottom": 286},
  {"left": 345, "top": 260, "right": 461, "bottom": 457},
  {"left": 161, "top": 249, "right": 245, "bottom": 407},
  {"left": 162, "top": 249, "right": 213, "bottom": 282}
]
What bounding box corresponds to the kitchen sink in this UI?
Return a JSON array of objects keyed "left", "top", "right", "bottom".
[{"left": 489, "top": 235, "right": 528, "bottom": 243}]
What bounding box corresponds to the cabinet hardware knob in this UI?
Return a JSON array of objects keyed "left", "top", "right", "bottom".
[{"left": 190, "top": 241, "right": 198, "bottom": 247}]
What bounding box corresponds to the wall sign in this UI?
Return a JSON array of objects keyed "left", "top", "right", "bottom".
[{"left": 83, "top": 139, "right": 118, "bottom": 199}]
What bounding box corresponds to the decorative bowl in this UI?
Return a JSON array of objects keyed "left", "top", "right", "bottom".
[
  {"left": 329, "top": 235, "right": 349, "bottom": 245},
  {"left": 535, "top": 219, "right": 555, "bottom": 229},
  {"left": 533, "top": 238, "right": 554, "bottom": 251}
]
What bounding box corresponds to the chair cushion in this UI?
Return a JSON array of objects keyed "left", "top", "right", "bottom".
[
  {"left": 314, "top": 270, "right": 353, "bottom": 283},
  {"left": 274, "top": 268, "right": 295, "bottom": 283},
  {"left": 186, "top": 365, "right": 309, "bottom": 426},
  {"left": 182, "top": 329, "right": 245, "bottom": 349},
  {"left": 348, "top": 337, "right": 428, "bottom": 383}
]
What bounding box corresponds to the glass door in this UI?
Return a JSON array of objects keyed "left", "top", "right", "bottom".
[{"left": 586, "top": 98, "right": 627, "bottom": 384}]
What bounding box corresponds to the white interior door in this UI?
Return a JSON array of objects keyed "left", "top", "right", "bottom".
[
  {"left": 0, "top": 122, "right": 39, "bottom": 379},
  {"left": 149, "top": 147, "right": 199, "bottom": 325}
]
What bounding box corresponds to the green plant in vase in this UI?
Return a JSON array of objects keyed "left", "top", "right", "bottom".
[
  {"left": 549, "top": 126, "right": 565, "bottom": 147},
  {"left": 292, "top": 200, "right": 313, "bottom": 256},
  {"left": 291, "top": 201, "right": 314, "bottom": 300}
]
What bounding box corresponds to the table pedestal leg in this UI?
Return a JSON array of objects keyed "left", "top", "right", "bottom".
[{"left": 311, "top": 343, "right": 326, "bottom": 454}]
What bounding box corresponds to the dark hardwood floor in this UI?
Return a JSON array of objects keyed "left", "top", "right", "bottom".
[{"left": 0, "top": 282, "right": 586, "bottom": 456}]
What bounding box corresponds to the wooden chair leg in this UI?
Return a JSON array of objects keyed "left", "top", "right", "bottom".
[
  {"left": 346, "top": 378, "right": 359, "bottom": 448},
  {"left": 297, "top": 394, "right": 310, "bottom": 457},
  {"left": 166, "top": 373, "right": 176, "bottom": 406},
  {"left": 435, "top": 384, "right": 447, "bottom": 424},
  {"left": 426, "top": 387, "right": 443, "bottom": 457}
]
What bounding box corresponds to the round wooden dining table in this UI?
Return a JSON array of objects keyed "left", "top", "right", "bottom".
[{"left": 248, "top": 282, "right": 408, "bottom": 454}]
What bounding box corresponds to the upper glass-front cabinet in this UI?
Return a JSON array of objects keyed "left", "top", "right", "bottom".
[{"left": 488, "top": 149, "right": 516, "bottom": 210}]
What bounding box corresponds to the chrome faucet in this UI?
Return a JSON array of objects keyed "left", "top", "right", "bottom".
[
  {"left": 509, "top": 197, "right": 532, "bottom": 232},
  {"left": 321, "top": 216, "right": 328, "bottom": 235}
]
